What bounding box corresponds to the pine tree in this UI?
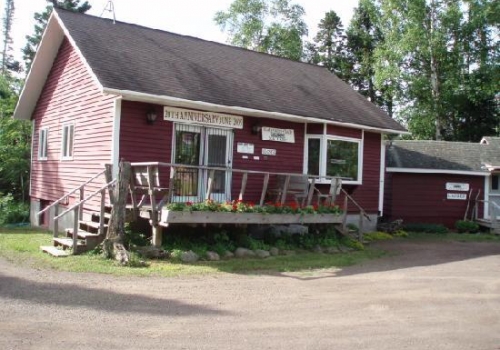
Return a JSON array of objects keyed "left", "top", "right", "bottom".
[{"left": 22, "top": 0, "right": 91, "bottom": 72}]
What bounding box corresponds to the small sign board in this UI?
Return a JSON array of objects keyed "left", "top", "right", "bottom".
[
  {"left": 164, "top": 107, "right": 244, "bottom": 129},
  {"left": 237, "top": 143, "right": 254, "bottom": 154},
  {"left": 447, "top": 193, "right": 467, "bottom": 200},
  {"left": 261, "top": 127, "right": 295, "bottom": 143},
  {"left": 262, "top": 148, "right": 277, "bottom": 156},
  {"left": 446, "top": 182, "right": 469, "bottom": 192}
]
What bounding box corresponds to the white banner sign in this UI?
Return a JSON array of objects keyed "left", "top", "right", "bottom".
[
  {"left": 164, "top": 107, "right": 243, "bottom": 129},
  {"left": 261, "top": 127, "right": 295, "bottom": 143},
  {"left": 446, "top": 182, "right": 469, "bottom": 192}
]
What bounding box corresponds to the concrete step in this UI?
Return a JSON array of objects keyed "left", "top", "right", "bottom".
[{"left": 40, "top": 245, "right": 70, "bottom": 257}]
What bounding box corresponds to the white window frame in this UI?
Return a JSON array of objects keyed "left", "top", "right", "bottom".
[
  {"left": 61, "top": 123, "right": 74, "bottom": 160},
  {"left": 38, "top": 127, "right": 48, "bottom": 161},
  {"left": 305, "top": 133, "right": 363, "bottom": 185}
]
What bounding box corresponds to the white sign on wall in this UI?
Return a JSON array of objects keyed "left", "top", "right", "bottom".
[
  {"left": 446, "top": 182, "right": 469, "bottom": 191},
  {"left": 164, "top": 107, "right": 244, "bottom": 129},
  {"left": 262, "top": 148, "right": 277, "bottom": 156},
  {"left": 237, "top": 143, "right": 255, "bottom": 154},
  {"left": 447, "top": 193, "right": 467, "bottom": 200},
  {"left": 261, "top": 127, "right": 295, "bottom": 143}
]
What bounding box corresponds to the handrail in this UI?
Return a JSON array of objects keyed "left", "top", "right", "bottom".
[
  {"left": 38, "top": 168, "right": 107, "bottom": 216},
  {"left": 341, "top": 189, "right": 371, "bottom": 221},
  {"left": 55, "top": 179, "right": 117, "bottom": 220},
  {"left": 130, "top": 161, "right": 340, "bottom": 182}
]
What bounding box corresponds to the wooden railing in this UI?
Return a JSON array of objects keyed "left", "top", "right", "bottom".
[
  {"left": 37, "top": 166, "right": 113, "bottom": 238},
  {"left": 340, "top": 189, "right": 371, "bottom": 241},
  {"left": 474, "top": 200, "right": 500, "bottom": 228},
  {"left": 131, "top": 161, "right": 341, "bottom": 200},
  {"left": 53, "top": 179, "right": 117, "bottom": 253}
]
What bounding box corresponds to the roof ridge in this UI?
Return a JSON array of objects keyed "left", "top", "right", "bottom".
[{"left": 54, "top": 8, "right": 332, "bottom": 72}]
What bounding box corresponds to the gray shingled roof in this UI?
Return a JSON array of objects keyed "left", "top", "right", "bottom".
[
  {"left": 386, "top": 140, "right": 500, "bottom": 172},
  {"left": 55, "top": 9, "right": 406, "bottom": 132}
]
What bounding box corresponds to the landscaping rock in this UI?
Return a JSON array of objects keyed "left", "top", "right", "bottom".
[
  {"left": 206, "top": 251, "right": 220, "bottom": 261},
  {"left": 282, "top": 250, "right": 296, "bottom": 256},
  {"left": 136, "top": 246, "right": 170, "bottom": 259},
  {"left": 234, "top": 247, "right": 256, "bottom": 258},
  {"left": 269, "top": 247, "right": 280, "bottom": 256},
  {"left": 180, "top": 250, "right": 199, "bottom": 263},
  {"left": 269, "top": 224, "right": 308, "bottom": 237},
  {"left": 223, "top": 251, "right": 235, "bottom": 259},
  {"left": 325, "top": 246, "right": 341, "bottom": 254},
  {"left": 254, "top": 249, "right": 270, "bottom": 259},
  {"left": 312, "top": 245, "right": 324, "bottom": 254}
]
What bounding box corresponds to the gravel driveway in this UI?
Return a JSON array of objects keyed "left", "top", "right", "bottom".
[{"left": 1, "top": 240, "right": 499, "bottom": 350}]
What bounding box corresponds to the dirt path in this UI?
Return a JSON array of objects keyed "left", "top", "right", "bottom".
[{"left": 1, "top": 240, "right": 499, "bottom": 350}]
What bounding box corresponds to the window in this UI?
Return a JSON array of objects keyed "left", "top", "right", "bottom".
[
  {"left": 38, "top": 128, "right": 48, "bottom": 160},
  {"left": 492, "top": 175, "right": 500, "bottom": 191},
  {"left": 306, "top": 135, "right": 362, "bottom": 184},
  {"left": 61, "top": 124, "right": 74, "bottom": 160}
]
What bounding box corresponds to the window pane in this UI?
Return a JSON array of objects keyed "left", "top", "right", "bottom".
[
  {"left": 326, "top": 139, "right": 358, "bottom": 181},
  {"left": 68, "top": 125, "right": 74, "bottom": 157},
  {"left": 307, "top": 138, "right": 320, "bottom": 176},
  {"left": 493, "top": 175, "right": 499, "bottom": 191},
  {"left": 62, "top": 127, "right": 68, "bottom": 157}
]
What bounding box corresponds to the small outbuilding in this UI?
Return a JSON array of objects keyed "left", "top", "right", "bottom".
[{"left": 384, "top": 137, "right": 500, "bottom": 230}]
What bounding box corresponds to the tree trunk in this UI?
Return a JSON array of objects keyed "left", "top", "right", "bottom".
[{"left": 102, "top": 160, "right": 131, "bottom": 265}]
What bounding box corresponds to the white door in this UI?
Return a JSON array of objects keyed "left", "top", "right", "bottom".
[{"left": 172, "top": 124, "right": 233, "bottom": 202}]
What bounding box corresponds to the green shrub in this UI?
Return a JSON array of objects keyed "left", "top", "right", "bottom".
[
  {"left": 364, "top": 231, "right": 394, "bottom": 241},
  {"left": 403, "top": 223, "right": 449, "bottom": 234},
  {"left": 455, "top": 220, "right": 479, "bottom": 233},
  {"left": 392, "top": 230, "right": 409, "bottom": 238},
  {"left": 0, "top": 194, "right": 29, "bottom": 226}
]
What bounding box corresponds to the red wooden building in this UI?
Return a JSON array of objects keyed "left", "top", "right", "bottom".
[
  {"left": 384, "top": 138, "right": 500, "bottom": 231},
  {"left": 14, "top": 9, "right": 406, "bottom": 244}
]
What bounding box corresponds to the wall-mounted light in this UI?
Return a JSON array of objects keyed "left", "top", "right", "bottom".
[
  {"left": 146, "top": 109, "right": 158, "bottom": 125},
  {"left": 251, "top": 123, "right": 262, "bottom": 135}
]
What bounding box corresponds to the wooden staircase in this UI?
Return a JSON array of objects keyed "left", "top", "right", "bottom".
[
  {"left": 41, "top": 211, "right": 111, "bottom": 257},
  {"left": 39, "top": 166, "right": 117, "bottom": 257}
]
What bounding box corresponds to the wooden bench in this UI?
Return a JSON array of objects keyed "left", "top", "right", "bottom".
[{"left": 268, "top": 174, "right": 312, "bottom": 206}]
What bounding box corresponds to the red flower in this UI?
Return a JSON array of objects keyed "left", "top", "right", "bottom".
[{"left": 186, "top": 201, "right": 193, "bottom": 206}]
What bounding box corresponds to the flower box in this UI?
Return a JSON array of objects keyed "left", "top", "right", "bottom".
[{"left": 160, "top": 210, "right": 343, "bottom": 225}]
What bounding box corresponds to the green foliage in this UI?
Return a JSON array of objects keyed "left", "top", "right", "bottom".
[
  {"left": 165, "top": 199, "right": 342, "bottom": 215},
  {"left": 22, "top": 0, "right": 91, "bottom": 70},
  {"left": 392, "top": 230, "right": 409, "bottom": 238},
  {"left": 364, "top": 231, "right": 394, "bottom": 241},
  {"left": 403, "top": 223, "right": 449, "bottom": 234},
  {"left": 214, "top": 0, "right": 307, "bottom": 61},
  {"left": 0, "top": 193, "right": 29, "bottom": 225},
  {"left": 455, "top": 220, "right": 480, "bottom": 234}
]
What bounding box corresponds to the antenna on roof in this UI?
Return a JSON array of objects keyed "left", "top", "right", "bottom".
[{"left": 100, "top": 0, "right": 116, "bottom": 24}]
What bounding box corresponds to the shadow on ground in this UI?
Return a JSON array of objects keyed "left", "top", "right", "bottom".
[
  {"left": 276, "top": 239, "right": 500, "bottom": 280},
  {"left": 0, "top": 274, "right": 229, "bottom": 317}
]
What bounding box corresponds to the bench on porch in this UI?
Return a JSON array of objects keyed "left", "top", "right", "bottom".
[{"left": 268, "top": 174, "right": 342, "bottom": 207}]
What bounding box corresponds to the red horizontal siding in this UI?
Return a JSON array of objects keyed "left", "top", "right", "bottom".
[
  {"left": 31, "top": 38, "right": 115, "bottom": 211},
  {"left": 384, "top": 173, "right": 485, "bottom": 228}
]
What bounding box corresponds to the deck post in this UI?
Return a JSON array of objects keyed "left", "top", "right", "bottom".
[
  {"left": 147, "top": 165, "right": 158, "bottom": 226},
  {"left": 73, "top": 207, "right": 79, "bottom": 255},
  {"left": 79, "top": 187, "right": 84, "bottom": 218},
  {"left": 53, "top": 203, "right": 59, "bottom": 238},
  {"left": 152, "top": 225, "right": 163, "bottom": 247},
  {"left": 100, "top": 189, "right": 106, "bottom": 235},
  {"left": 260, "top": 173, "right": 270, "bottom": 206},
  {"left": 239, "top": 172, "right": 248, "bottom": 201}
]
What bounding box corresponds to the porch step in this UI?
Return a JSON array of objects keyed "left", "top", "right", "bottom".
[
  {"left": 66, "top": 229, "right": 101, "bottom": 239},
  {"left": 40, "top": 245, "right": 70, "bottom": 257},
  {"left": 78, "top": 220, "right": 108, "bottom": 234},
  {"left": 53, "top": 237, "right": 87, "bottom": 251}
]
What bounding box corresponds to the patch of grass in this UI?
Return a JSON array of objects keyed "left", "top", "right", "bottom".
[{"left": 0, "top": 228, "right": 385, "bottom": 277}]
